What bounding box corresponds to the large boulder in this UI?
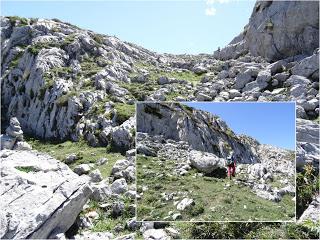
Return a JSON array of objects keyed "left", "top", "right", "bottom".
[
  {"left": 298, "top": 195, "right": 320, "bottom": 223},
  {"left": 111, "top": 116, "right": 135, "bottom": 151},
  {"left": 0, "top": 150, "right": 92, "bottom": 239},
  {"left": 189, "top": 150, "right": 225, "bottom": 174},
  {"left": 291, "top": 51, "right": 319, "bottom": 78}
]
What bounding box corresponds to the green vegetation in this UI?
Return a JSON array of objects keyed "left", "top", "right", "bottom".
[
  {"left": 114, "top": 103, "right": 135, "bottom": 125},
  {"left": 121, "top": 60, "right": 204, "bottom": 101},
  {"left": 56, "top": 91, "right": 78, "bottom": 107},
  {"left": 80, "top": 56, "right": 103, "bottom": 77},
  {"left": 15, "top": 166, "right": 38, "bottom": 173},
  {"left": 62, "top": 34, "right": 77, "bottom": 48},
  {"left": 173, "top": 222, "right": 318, "bottom": 239},
  {"left": 132, "top": 61, "right": 203, "bottom": 85},
  {"left": 27, "top": 42, "right": 60, "bottom": 55},
  {"left": 10, "top": 52, "right": 24, "bottom": 68},
  {"left": 120, "top": 82, "right": 157, "bottom": 101},
  {"left": 296, "top": 163, "right": 320, "bottom": 217},
  {"left": 87, "top": 100, "right": 134, "bottom": 125},
  {"left": 82, "top": 196, "right": 134, "bottom": 235},
  {"left": 137, "top": 155, "right": 295, "bottom": 221},
  {"left": 92, "top": 34, "right": 105, "bottom": 45},
  {"left": 25, "top": 137, "right": 123, "bottom": 178},
  {"left": 8, "top": 16, "right": 28, "bottom": 26}
]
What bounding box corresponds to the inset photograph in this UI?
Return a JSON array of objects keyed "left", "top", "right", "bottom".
[{"left": 136, "top": 102, "right": 296, "bottom": 221}]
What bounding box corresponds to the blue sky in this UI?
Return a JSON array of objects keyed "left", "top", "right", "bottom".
[
  {"left": 184, "top": 102, "right": 296, "bottom": 150},
  {"left": 1, "top": 0, "right": 255, "bottom": 54}
]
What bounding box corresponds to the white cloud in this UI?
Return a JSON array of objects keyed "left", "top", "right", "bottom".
[
  {"left": 205, "top": 7, "right": 217, "bottom": 16},
  {"left": 206, "top": 0, "right": 230, "bottom": 5},
  {"left": 206, "top": 0, "right": 215, "bottom": 5},
  {"left": 217, "top": 0, "right": 230, "bottom": 3}
]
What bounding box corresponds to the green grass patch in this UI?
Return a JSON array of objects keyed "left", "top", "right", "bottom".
[
  {"left": 27, "top": 42, "right": 60, "bottom": 55},
  {"left": 120, "top": 82, "right": 157, "bottom": 101},
  {"left": 171, "top": 222, "right": 318, "bottom": 239},
  {"left": 25, "top": 137, "right": 123, "bottom": 176},
  {"left": 83, "top": 197, "right": 134, "bottom": 235},
  {"left": 55, "top": 91, "right": 78, "bottom": 107},
  {"left": 80, "top": 56, "right": 103, "bottom": 77},
  {"left": 15, "top": 166, "right": 38, "bottom": 173},
  {"left": 114, "top": 103, "right": 135, "bottom": 125},
  {"left": 136, "top": 155, "right": 295, "bottom": 221}
]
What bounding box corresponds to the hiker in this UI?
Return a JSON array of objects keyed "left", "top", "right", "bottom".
[{"left": 226, "top": 152, "right": 236, "bottom": 180}]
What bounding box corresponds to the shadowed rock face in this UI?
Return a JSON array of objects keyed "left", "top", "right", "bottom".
[
  {"left": 0, "top": 150, "right": 92, "bottom": 239},
  {"left": 214, "top": 1, "right": 319, "bottom": 61}
]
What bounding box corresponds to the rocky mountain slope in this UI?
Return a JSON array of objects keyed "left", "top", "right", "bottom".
[
  {"left": 1, "top": 2, "right": 319, "bottom": 148},
  {"left": 1, "top": 0, "right": 319, "bottom": 238}
]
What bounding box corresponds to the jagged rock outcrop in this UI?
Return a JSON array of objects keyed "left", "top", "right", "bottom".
[
  {"left": 1, "top": 17, "right": 138, "bottom": 148},
  {"left": 137, "top": 102, "right": 261, "bottom": 164},
  {"left": 214, "top": 1, "right": 319, "bottom": 61},
  {"left": 0, "top": 150, "right": 92, "bottom": 239}
]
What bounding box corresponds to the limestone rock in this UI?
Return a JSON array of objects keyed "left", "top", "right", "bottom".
[
  {"left": 189, "top": 150, "right": 225, "bottom": 174},
  {"left": 111, "top": 178, "right": 128, "bottom": 195},
  {"left": 176, "top": 198, "right": 194, "bottom": 211},
  {"left": 0, "top": 150, "right": 92, "bottom": 239},
  {"left": 215, "top": 1, "right": 319, "bottom": 61},
  {"left": 143, "top": 229, "right": 169, "bottom": 240}
]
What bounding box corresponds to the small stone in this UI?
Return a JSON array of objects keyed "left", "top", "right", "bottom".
[
  {"left": 176, "top": 198, "right": 194, "bottom": 211},
  {"left": 89, "top": 169, "right": 103, "bottom": 182},
  {"left": 73, "top": 164, "right": 91, "bottom": 175},
  {"left": 111, "top": 178, "right": 128, "bottom": 194},
  {"left": 96, "top": 158, "right": 108, "bottom": 165}
]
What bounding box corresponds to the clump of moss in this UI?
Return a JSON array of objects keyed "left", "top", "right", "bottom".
[
  {"left": 27, "top": 42, "right": 60, "bottom": 55},
  {"left": 56, "top": 91, "right": 78, "bottom": 107},
  {"left": 10, "top": 52, "right": 24, "bottom": 68},
  {"left": 114, "top": 103, "right": 135, "bottom": 125},
  {"left": 15, "top": 166, "right": 38, "bottom": 173},
  {"left": 61, "top": 34, "right": 77, "bottom": 48},
  {"left": 93, "top": 34, "right": 105, "bottom": 45},
  {"left": 80, "top": 56, "right": 103, "bottom": 77}
]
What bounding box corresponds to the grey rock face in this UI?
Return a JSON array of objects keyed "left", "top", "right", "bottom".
[
  {"left": 89, "top": 169, "right": 103, "bottom": 182},
  {"left": 1, "top": 17, "right": 138, "bottom": 148},
  {"left": 0, "top": 150, "right": 92, "bottom": 239},
  {"left": 215, "top": 1, "right": 319, "bottom": 61}
]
